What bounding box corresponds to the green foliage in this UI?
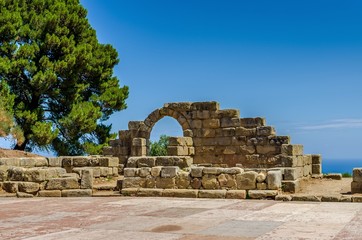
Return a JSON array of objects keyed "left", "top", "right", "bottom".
[
  {"left": 342, "top": 172, "right": 352, "bottom": 178},
  {"left": 0, "top": 0, "right": 128, "bottom": 155},
  {"left": 149, "top": 135, "right": 169, "bottom": 156}
]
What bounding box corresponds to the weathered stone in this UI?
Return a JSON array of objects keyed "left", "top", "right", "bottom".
[
  {"left": 240, "top": 117, "right": 265, "bottom": 128},
  {"left": 131, "top": 145, "right": 147, "bottom": 156},
  {"left": 217, "top": 174, "right": 236, "bottom": 189},
  {"left": 38, "top": 190, "right": 62, "bottom": 197},
  {"left": 48, "top": 157, "right": 62, "bottom": 167},
  {"left": 167, "top": 146, "right": 189, "bottom": 156},
  {"left": 156, "top": 157, "right": 175, "bottom": 166},
  {"left": 202, "top": 174, "right": 219, "bottom": 189},
  {"left": 138, "top": 167, "right": 151, "bottom": 178},
  {"left": 351, "top": 181, "right": 362, "bottom": 193},
  {"left": 99, "top": 167, "right": 110, "bottom": 177},
  {"left": 61, "top": 189, "right": 92, "bottom": 197},
  {"left": 190, "top": 167, "right": 204, "bottom": 178},
  {"left": 132, "top": 138, "right": 147, "bottom": 146},
  {"left": 72, "top": 157, "right": 90, "bottom": 167},
  {"left": 203, "top": 119, "right": 220, "bottom": 128},
  {"left": 281, "top": 144, "right": 303, "bottom": 156},
  {"left": 18, "top": 182, "right": 39, "bottom": 194},
  {"left": 256, "top": 126, "right": 275, "bottom": 136},
  {"left": 126, "top": 157, "right": 138, "bottom": 168},
  {"left": 282, "top": 180, "right": 300, "bottom": 193},
  {"left": 339, "top": 195, "right": 352, "bottom": 202},
  {"left": 225, "top": 190, "right": 246, "bottom": 199},
  {"left": 176, "top": 171, "right": 191, "bottom": 189},
  {"left": 17, "top": 192, "right": 34, "bottom": 198},
  {"left": 23, "top": 168, "right": 46, "bottom": 182},
  {"left": 257, "top": 182, "right": 267, "bottom": 190},
  {"left": 236, "top": 171, "right": 258, "bottom": 190},
  {"left": 203, "top": 167, "right": 222, "bottom": 175},
  {"left": 312, "top": 154, "right": 322, "bottom": 164},
  {"left": 137, "top": 157, "right": 156, "bottom": 168},
  {"left": 222, "top": 167, "right": 243, "bottom": 175},
  {"left": 292, "top": 195, "right": 321, "bottom": 202},
  {"left": 199, "top": 190, "right": 226, "bottom": 198},
  {"left": 174, "top": 157, "right": 193, "bottom": 168},
  {"left": 353, "top": 168, "right": 362, "bottom": 182},
  {"left": 324, "top": 173, "right": 342, "bottom": 180},
  {"left": 191, "top": 178, "right": 202, "bottom": 189},
  {"left": 145, "top": 176, "right": 156, "bottom": 188},
  {"left": 284, "top": 168, "right": 303, "bottom": 181},
  {"left": 19, "top": 157, "right": 48, "bottom": 167},
  {"left": 151, "top": 166, "right": 162, "bottom": 177},
  {"left": 248, "top": 190, "right": 278, "bottom": 199},
  {"left": 321, "top": 195, "right": 341, "bottom": 202},
  {"left": 124, "top": 168, "right": 138, "bottom": 177},
  {"left": 0, "top": 166, "right": 8, "bottom": 181},
  {"left": 156, "top": 177, "right": 175, "bottom": 189},
  {"left": 80, "top": 169, "right": 93, "bottom": 189},
  {"left": 7, "top": 167, "right": 25, "bottom": 181},
  {"left": 45, "top": 168, "right": 67, "bottom": 179},
  {"left": 2, "top": 181, "right": 18, "bottom": 193},
  {"left": 46, "top": 178, "right": 79, "bottom": 190},
  {"left": 267, "top": 170, "right": 282, "bottom": 190},
  {"left": 256, "top": 172, "right": 266, "bottom": 183},
  {"left": 352, "top": 196, "right": 362, "bottom": 202},
  {"left": 275, "top": 194, "right": 292, "bottom": 201},
  {"left": 163, "top": 189, "right": 198, "bottom": 198},
  {"left": 121, "top": 188, "right": 139, "bottom": 196},
  {"left": 137, "top": 188, "right": 163, "bottom": 197},
  {"left": 122, "top": 177, "right": 145, "bottom": 188},
  {"left": 161, "top": 166, "right": 179, "bottom": 178},
  {"left": 311, "top": 164, "right": 321, "bottom": 175},
  {"left": 99, "top": 157, "right": 119, "bottom": 167}
]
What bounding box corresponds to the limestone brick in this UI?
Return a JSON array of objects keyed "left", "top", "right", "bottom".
[
  {"left": 353, "top": 168, "right": 362, "bottom": 182},
  {"left": 46, "top": 178, "right": 79, "bottom": 190},
  {"left": 80, "top": 169, "right": 93, "bottom": 189},
  {"left": 61, "top": 189, "right": 92, "bottom": 197},
  {"left": 239, "top": 117, "right": 266, "bottom": 128},
  {"left": 236, "top": 171, "right": 258, "bottom": 190},
  {"left": 18, "top": 182, "right": 40, "bottom": 194},
  {"left": 217, "top": 174, "right": 236, "bottom": 189},
  {"left": 191, "top": 178, "right": 202, "bottom": 189},
  {"left": 225, "top": 190, "right": 246, "bottom": 199},
  {"left": 312, "top": 164, "right": 322, "bottom": 174},
  {"left": 203, "top": 119, "right": 220, "bottom": 128},
  {"left": 198, "top": 190, "right": 226, "bottom": 198},
  {"left": 2, "top": 181, "right": 18, "bottom": 193},
  {"left": 167, "top": 146, "right": 189, "bottom": 156},
  {"left": 161, "top": 166, "right": 179, "bottom": 178},
  {"left": 202, "top": 174, "right": 220, "bottom": 189},
  {"left": 38, "top": 190, "right": 62, "bottom": 197},
  {"left": 176, "top": 171, "right": 191, "bottom": 189},
  {"left": 281, "top": 144, "right": 303, "bottom": 156},
  {"left": 312, "top": 154, "right": 322, "bottom": 164},
  {"left": 256, "top": 126, "right": 276, "bottom": 136},
  {"left": 156, "top": 177, "right": 176, "bottom": 189},
  {"left": 267, "top": 170, "right": 282, "bottom": 190},
  {"left": 123, "top": 177, "right": 146, "bottom": 188},
  {"left": 248, "top": 190, "right": 278, "bottom": 199},
  {"left": 163, "top": 189, "right": 198, "bottom": 198}
]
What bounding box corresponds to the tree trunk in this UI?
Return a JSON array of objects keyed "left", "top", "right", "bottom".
[{"left": 14, "top": 139, "right": 28, "bottom": 151}]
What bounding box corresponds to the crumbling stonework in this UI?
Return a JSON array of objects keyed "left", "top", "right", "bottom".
[
  {"left": 352, "top": 168, "right": 362, "bottom": 193},
  {"left": 105, "top": 101, "right": 322, "bottom": 193}
]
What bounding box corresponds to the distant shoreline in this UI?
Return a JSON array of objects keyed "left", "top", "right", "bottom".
[{"left": 323, "top": 159, "right": 362, "bottom": 174}]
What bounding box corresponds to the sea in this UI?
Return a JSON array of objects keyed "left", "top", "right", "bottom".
[{"left": 322, "top": 159, "right": 362, "bottom": 174}]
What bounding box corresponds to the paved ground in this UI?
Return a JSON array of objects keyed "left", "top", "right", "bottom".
[{"left": 0, "top": 197, "right": 361, "bottom": 240}]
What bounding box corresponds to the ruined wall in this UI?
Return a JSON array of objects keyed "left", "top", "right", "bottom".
[{"left": 0, "top": 156, "right": 118, "bottom": 197}]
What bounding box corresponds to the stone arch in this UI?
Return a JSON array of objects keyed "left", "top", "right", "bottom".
[{"left": 143, "top": 106, "right": 193, "bottom": 139}]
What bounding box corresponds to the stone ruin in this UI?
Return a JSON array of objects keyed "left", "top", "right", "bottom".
[{"left": 104, "top": 101, "right": 323, "bottom": 197}]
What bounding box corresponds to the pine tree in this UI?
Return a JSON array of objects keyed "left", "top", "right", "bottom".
[{"left": 0, "top": 0, "right": 128, "bottom": 155}]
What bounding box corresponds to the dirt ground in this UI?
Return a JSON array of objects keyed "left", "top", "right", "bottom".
[
  {"left": 0, "top": 148, "right": 43, "bottom": 158},
  {"left": 297, "top": 177, "right": 352, "bottom": 195}
]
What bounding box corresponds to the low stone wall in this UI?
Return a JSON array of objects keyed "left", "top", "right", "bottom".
[
  {"left": 0, "top": 156, "right": 119, "bottom": 197},
  {"left": 352, "top": 168, "right": 362, "bottom": 193}
]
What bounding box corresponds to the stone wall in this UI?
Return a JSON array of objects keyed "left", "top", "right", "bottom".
[
  {"left": 104, "top": 101, "right": 322, "bottom": 192},
  {"left": 352, "top": 168, "right": 362, "bottom": 193},
  {"left": 0, "top": 156, "right": 118, "bottom": 197}
]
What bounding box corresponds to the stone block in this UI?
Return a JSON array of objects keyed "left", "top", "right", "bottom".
[
  {"left": 121, "top": 188, "right": 138, "bottom": 196},
  {"left": 156, "top": 157, "right": 174, "bottom": 166},
  {"left": 0, "top": 166, "right": 8, "bottom": 181},
  {"left": 324, "top": 173, "right": 342, "bottom": 180},
  {"left": 281, "top": 144, "right": 303, "bottom": 156},
  {"left": 303, "top": 155, "right": 312, "bottom": 165},
  {"left": 161, "top": 166, "right": 179, "bottom": 178},
  {"left": 248, "top": 190, "right": 278, "bottom": 199},
  {"left": 191, "top": 178, "right": 202, "bottom": 189},
  {"left": 256, "top": 172, "right": 266, "bottom": 183},
  {"left": 235, "top": 127, "right": 256, "bottom": 137},
  {"left": 80, "top": 169, "right": 93, "bottom": 189},
  {"left": 192, "top": 110, "right": 211, "bottom": 120},
  {"left": 23, "top": 168, "right": 46, "bottom": 182},
  {"left": 312, "top": 154, "right": 322, "bottom": 164},
  {"left": 45, "top": 167, "right": 66, "bottom": 179},
  {"left": 139, "top": 167, "right": 151, "bottom": 177},
  {"left": 284, "top": 168, "right": 303, "bottom": 181},
  {"left": 303, "top": 165, "right": 312, "bottom": 177},
  {"left": 156, "top": 177, "right": 175, "bottom": 189},
  {"left": 275, "top": 195, "right": 292, "bottom": 201},
  {"left": 190, "top": 167, "right": 204, "bottom": 178},
  {"left": 163, "top": 189, "right": 198, "bottom": 198},
  {"left": 99, "top": 167, "right": 110, "bottom": 177},
  {"left": 91, "top": 167, "right": 101, "bottom": 178},
  {"left": 225, "top": 190, "right": 246, "bottom": 199},
  {"left": 292, "top": 195, "right": 321, "bottom": 202},
  {"left": 18, "top": 182, "right": 39, "bottom": 194},
  {"left": 199, "top": 190, "right": 226, "bottom": 198},
  {"left": 126, "top": 157, "right": 138, "bottom": 168},
  {"left": 312, "top": 164, "right": 322, "bottom": 174},
  {"left": 222, "top": 167, "right": 243, "bottom": 175},
  {"left": 256, "top": 145, "right": 281, "bottom": 155},
  {"left": 191, "top": 119, "right": 202, "bottom": 129},
  {"left": 17, "top": 192, "right": 34, "bottom": 198},
  {"left": 0, "top": 158, "right": 20, "bottom": 166},
  {"left": 61, "top": 189, "right": 92, "bottom": 197},
  {"left": 62, "top": 158, "right": 73, "bottom": 168},
  {"left": 145, "top": 176, "right": 156, "bottom": 188},
  {"left": 280, "top": 156, "right": 298, "bottom": 167},
  {"left": 321, "top": 195, "right": 341, "bottom": 202},
  {"left": 151, "top": 166, "right": 162, "bottom": 177},
  {"left": 99, "top": 157, "right": 119, "bottom": 167},
  {"left": 239, "top": 117, "right": 266, "bottom": 128},
  {"left": 38, "top": 190, "right": 62, "bottom": 197},
  {"left": 137, "top": 157, "right": 156, "bottom": 168},
  {"left": 72, "top": 157, "right": 90, "bottom": 167},
  {"left": 221, "top": 118, "right": 240, "bottom": 128},
  {"left": 202, "top": 175, "right": 220, "bottom": 189},
  {"left": 19, "top": 157, "right": 48, "bottom": 167},
  {"left": 137, "top": 188, "right": 163, "bottom": 197},
  {"left": 191, "top": 101, "right": 219, "bottom": 111},
  {"left": 236, "top": 171, "right": 258, "bottom": 190},
  {"left": 167, "top": 146, "right": 189, "bottom": 156},
  {"left": 351, "top": 181, "right": 362, "bottom": 193},
  {"left": 188, "top": 147, "right": 195, "bottom": 156},
  {"left": 174, "top": 157, "right": 193, "bottom": 168},
  {"left": 203, "top": 119, "right": 220, "bottom": 128},
  {"left": 257, "top": 183, "right": 267, "bottom": 190},
  {"left": 217, "top": 174, "right": 236, "bottom": 189},
  {"left": 282, "top": 180, "right": 300, "bottom": 193},
  {"left": 7, "top": 167, "right": 25, "bottom": 181},
  {"left": 46, "top": 178, "right": 79, "bottom": 190},
  {"left": 176, "top": 171, "right": 191, "bottom": 189},
  {"left": 132, "top": 138, "right": 147, "bottom": 146},
  {"left": 267, "top": 170, "right": 282, "bottom": 190},
  {"left": 2, "top": 181, "right": 18, "bottom": 193},
  {"left": 203, "top": 167, "right": 222, "bottom": 175},
  {"left": 352, "top": 196, "right": 362, "bottom": 203},
  {"left": 131, "top": 146, "right": 147, "bottom": 156},
  {"left": 353, "top": 168, "right": 362, "bottom": 182},
  {"left": 122, "top": 177, "right": 146, "bottom": 188},
  {"left": 48, "top": 157, "right": 62, "bottom": 167},
  {"left": 340, "top": 195, "right": 352, "bottom": 202},
  {"left": 256, "top": 126, "right": 275, "bottom": 136}
]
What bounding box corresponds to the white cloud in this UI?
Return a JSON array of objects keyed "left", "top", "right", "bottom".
[{"left": 299, "top": 119, "right": 362, "bottom": 130}]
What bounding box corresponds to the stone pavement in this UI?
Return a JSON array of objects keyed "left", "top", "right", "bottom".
[{"left": 0, "top": 197, "right": 361, "bottom": 240}]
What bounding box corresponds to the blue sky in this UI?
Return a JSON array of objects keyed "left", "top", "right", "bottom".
[{"left": 2, "top": 0, "right": 362, "bottom": 160}]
